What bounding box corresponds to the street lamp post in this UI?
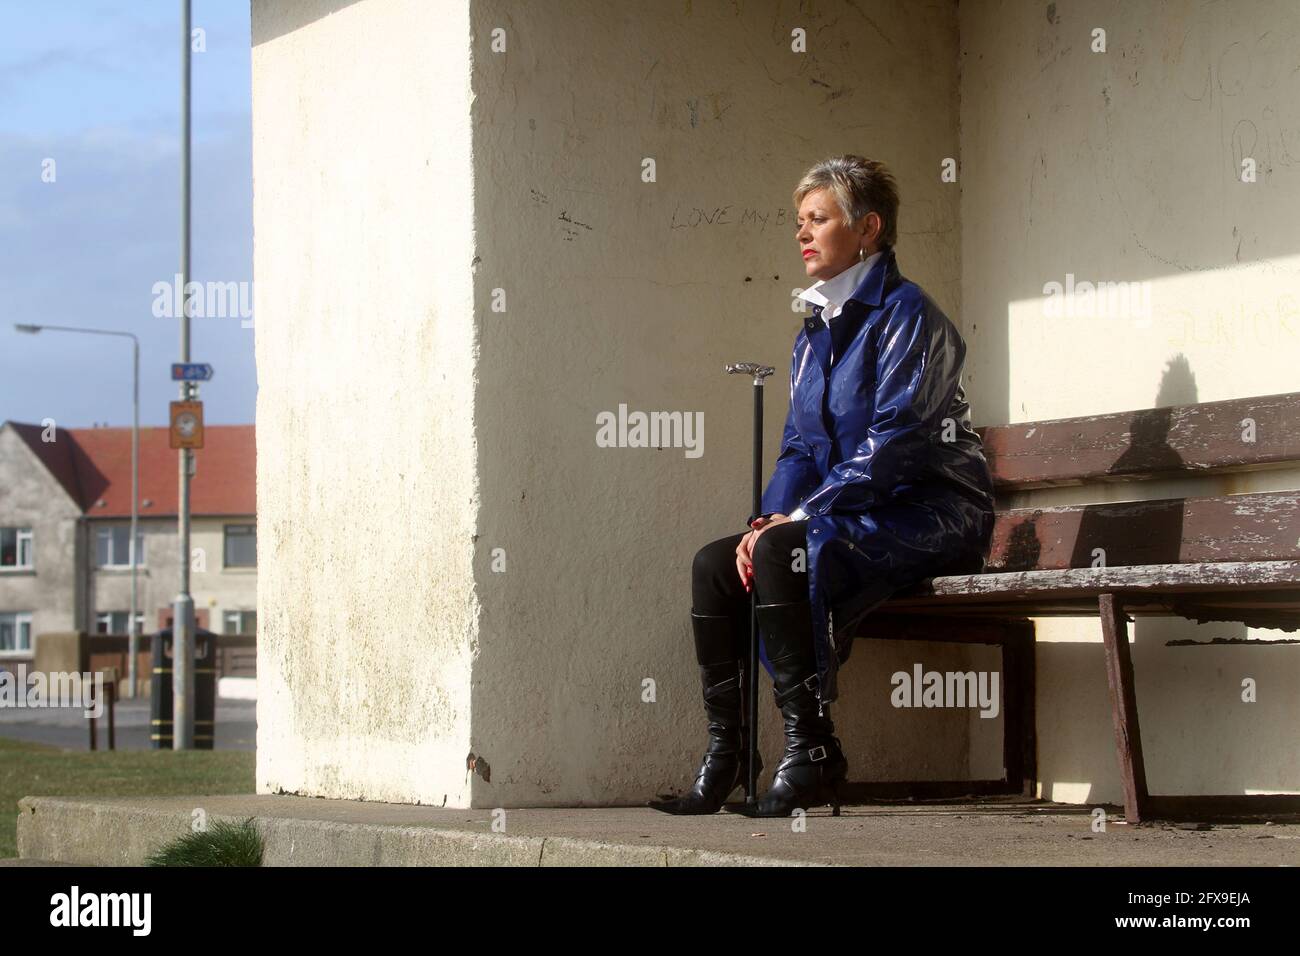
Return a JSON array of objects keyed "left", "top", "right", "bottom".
[
  {"left": 174, "top": 0, "right": 197, "bottom": 750},
  {"left": 13, "top": 323, "right": 142, "bottom": 699}
]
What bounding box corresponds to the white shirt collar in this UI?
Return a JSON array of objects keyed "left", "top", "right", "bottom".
[{"left": 797, "top": 250, "right": 883, "bottom": 326}]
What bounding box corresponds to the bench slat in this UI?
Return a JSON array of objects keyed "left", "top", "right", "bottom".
[
  {"left": 865, "top": 561, "right": 1300, "bottom": 632},
  {"left": 976, "top": 391, "right": 1300, "bottom": 491},
  {"left": 888, "top": 558, "right": 1300, "bottom": 601},
  {"left": 985, "top": 490, "right": 1300, "bottom": 571},
  {"left": 869, "top": 596, "right": 1300, "bottom": 629}
]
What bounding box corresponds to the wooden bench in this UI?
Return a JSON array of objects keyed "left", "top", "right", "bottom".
[{"left": 837, "top": 390, "right": 1300, "bottom": 823}]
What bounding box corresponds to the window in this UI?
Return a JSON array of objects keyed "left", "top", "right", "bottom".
[
  {"left": 223, "top": 609, "right": 257, "bottom": 634},
  {"left": 95, "top": 611, "right": 145, "bottom": 635},
  {"left": 0, "top": 528, "right": 34, "bottom": 569},
  {"left": 0, "top": 612, "right": 32, "bottom": 654},
  {"left": 223, "top": 524, "right": 256, "bottom": 568},
  {"left": 95, "top": 526, "right": 144, "bottom": 568}
]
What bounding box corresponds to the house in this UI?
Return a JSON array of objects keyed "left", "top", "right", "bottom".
[{"left": 0, "top": 420, "right": 256, "bottom": 673}]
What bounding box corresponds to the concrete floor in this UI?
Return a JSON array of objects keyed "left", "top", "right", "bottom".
[{"left": 14, "top": 792, "right": 1300, "bottom": 866}]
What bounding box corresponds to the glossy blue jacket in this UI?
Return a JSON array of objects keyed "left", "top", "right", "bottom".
[{"left": 748, "top": 247, "right": 996, "bottom": 707}]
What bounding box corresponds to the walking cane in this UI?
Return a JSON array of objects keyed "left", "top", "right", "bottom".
[{"left": 725, "top": 361, "right": 775, "bottom": 806}]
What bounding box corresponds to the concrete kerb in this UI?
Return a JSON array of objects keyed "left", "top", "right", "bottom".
[{"left": 16, "top": 796, "right": 811, "bottom": 867}]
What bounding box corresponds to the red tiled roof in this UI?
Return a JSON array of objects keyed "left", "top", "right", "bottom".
[{"left": 8, "top": 422, "right": 254, "bottom": 517}]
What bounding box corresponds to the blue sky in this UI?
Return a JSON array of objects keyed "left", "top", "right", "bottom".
[{"left": 1, "top": 0, "right": 255, "bottom": 427}]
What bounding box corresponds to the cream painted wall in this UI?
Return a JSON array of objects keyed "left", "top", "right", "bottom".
[
  {"left": 252, "top": 0, "right": 479, "bottom": 805},
  {"left": 960, "top": 0, "right": 1300, "bottom": 803}
]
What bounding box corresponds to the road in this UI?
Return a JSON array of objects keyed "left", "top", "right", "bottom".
[{"left": 0, "top": 697, "right": 256, "bottom": 751}]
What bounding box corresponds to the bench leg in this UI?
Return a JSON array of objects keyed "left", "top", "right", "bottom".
[
  {"left": 1098, "top": 593, "right": 1150, "bottom": 823},
  {"left": 1000, "top": 622, "right": 1036, "bottom": 798}
]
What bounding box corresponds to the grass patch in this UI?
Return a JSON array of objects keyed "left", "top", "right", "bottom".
[
  {"left": 0, "top": 737, "right": 254, "bottom": 859},
  {"left": 146, "top": 817, "right": 263, "bottom": 866}
]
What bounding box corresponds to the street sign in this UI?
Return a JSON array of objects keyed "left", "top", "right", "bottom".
[
  {"left": 171, "top": 363, "right": 214, "bottom": 382},
  {"left": 169, "top": 401, "right": 205, "bottom": 450}
]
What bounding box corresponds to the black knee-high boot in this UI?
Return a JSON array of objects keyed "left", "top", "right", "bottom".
[
  {"left": 728, "top": 599, "right": 847, "bottom": 817},
  {"left": 647, "top": 610, "right": 763, "bottom": 814}
]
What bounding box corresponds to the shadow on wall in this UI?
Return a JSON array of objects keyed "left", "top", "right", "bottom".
[
  {"left": 1067, "top": 355, "right": 1201, "bottom": 568},
  {"left": 252, "top": 0, "right": 363, "bottom": 46}
]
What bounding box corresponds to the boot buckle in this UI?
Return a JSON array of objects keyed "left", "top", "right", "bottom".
[
  {"left": 773, "top": 672, "right": 820, "bottom": 708},
  {"left": 808, "top": 745, "right": 828, "bottom": 762}
]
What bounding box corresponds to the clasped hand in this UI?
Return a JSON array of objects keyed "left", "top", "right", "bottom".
[{"left": 734, "top": 513, "right": 792, "bottom": 592}]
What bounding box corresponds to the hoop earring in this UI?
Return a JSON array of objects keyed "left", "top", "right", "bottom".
[{"left": 859, "top": 247, "right": 866, "bottom": 261}]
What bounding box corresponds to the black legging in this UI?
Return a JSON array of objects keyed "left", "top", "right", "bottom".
[
  {"left": 691, "top": 521, "right": 837, "bottom": 659},
  {"left": 693, "top": 522, "right": 810, "bottom": 611}
]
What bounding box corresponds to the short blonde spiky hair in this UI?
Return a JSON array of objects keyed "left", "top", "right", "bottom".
[{"left": 792, "top": 155, "right": 899, "bottom": 250}]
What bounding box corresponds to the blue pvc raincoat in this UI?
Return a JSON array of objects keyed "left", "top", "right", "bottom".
[{"left": 747, "top": 248, "right": 996, "bottom": 707}]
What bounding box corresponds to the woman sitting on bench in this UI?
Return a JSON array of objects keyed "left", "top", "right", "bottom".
[{"left": 649, "top": 154, "right": 997, "bottom": 818}]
